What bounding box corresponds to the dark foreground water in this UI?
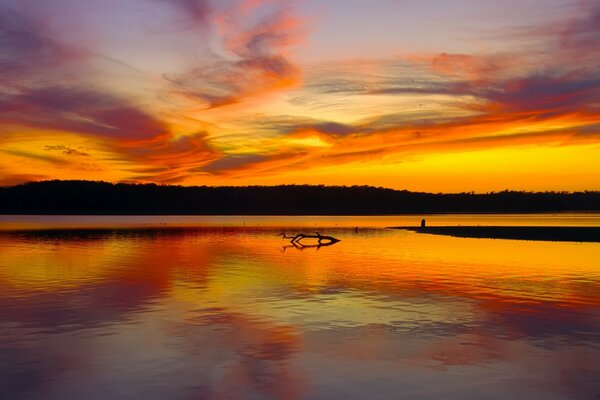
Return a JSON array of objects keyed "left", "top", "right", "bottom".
[{"left": 0, "top": 216, "right": 599, "bottom": 399}]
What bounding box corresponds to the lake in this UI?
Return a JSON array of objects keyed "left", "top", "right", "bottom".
[{"left": 1, "top": 215, "right": 599, "bottom": 399}]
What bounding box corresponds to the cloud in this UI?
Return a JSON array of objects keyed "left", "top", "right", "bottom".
[
  {"left": 1, "top": 148, "right": 72, "bottom": 166},
  {"left": 161, "top": 0, "right": 212, "bottom": 24},
  {"left": 219, "top": 4, "right": 302, "bottom": 59},
  {"left": 169, "top": 54, "right": 299, "bottom": 109},
  {"left": 428, "top": 53, "right": 512, "bottom": 80},
  {"left": 0, "top": 3, "right": 167, "bottom": 142},
  {"left": 482, "top": 73, "right": 600, "bottom": 114},
  {"left": 44, "top": 145, "right": 90, "bottom": 157},
  {"left": 118, "top": 131, "right": 217, "bottom": 183},
  {"left": 224, "top": 41, "right": 600, "bottom": 176},
  {"left": 0, "top": 1, "right": 224, "bottom": 184},
  {"left": 0, "top": 84, "right": 218, "bottom": 183},
  {"left": 276, "top": 8, "right": 600, "bottom": 178},
  {"left": 0, "top": 0, "right": 309, "bottom": 184},
  {"left": 0, "top": 86, "right": 168, "bottom": 140},
  {"left": 203, "top": 154, "right": 268, "bottom": 174},
  {"left": 305, "top": 55, "right": 600, "bottom": 117},
  {"left": 0, "top": 3, "right": 81, "bottom": 85},
  {"left": 245, "top": 116, "right": 363, "bottom": 138},
  {"left": 542, "top": 0, "right": 600, "bottom": 61},
  {"left": 165, "top": 0, "right": 304, "bottom": 109},
  {"left": 0, "top": 1, "right": 222, "bottom": 185},
  {"left": 194, "top": 108, "right": 598, "bottom": 179},
  {"left": 1, "top": 0, "right": 599, "bottom": 187}
]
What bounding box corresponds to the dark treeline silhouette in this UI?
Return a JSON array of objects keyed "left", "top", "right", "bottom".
[{"left": 1, "top": 180, "right": 599, "bottom": 215}]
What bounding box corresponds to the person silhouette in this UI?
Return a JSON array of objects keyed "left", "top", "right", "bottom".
[{"left": 421, "top": 218, "right": 426, "bottom": 228}]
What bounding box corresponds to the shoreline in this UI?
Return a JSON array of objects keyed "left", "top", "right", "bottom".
[{"left": 391, "top": 226, "right": 600, "bottom": 243}]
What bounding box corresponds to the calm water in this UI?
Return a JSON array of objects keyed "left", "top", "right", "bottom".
[
  {"left": 1, "top": 213, "right": 600, "bottom": 231},
  {"left": 1, "top": 215, "right": 599, "bottom": 399}
]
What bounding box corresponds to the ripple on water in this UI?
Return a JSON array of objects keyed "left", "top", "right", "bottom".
[{"left": 0, "top": 224, "right": 598, "bottom": 399}]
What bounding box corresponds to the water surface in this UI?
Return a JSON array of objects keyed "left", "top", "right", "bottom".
[
  {"left": 2, "top": 213, "right": 600, "bottom": 231},
  {"left": 0, "top": 215, "right": 599, "bottom": 399}
]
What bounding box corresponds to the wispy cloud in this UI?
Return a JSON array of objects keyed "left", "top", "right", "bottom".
[
  {"left": 0, "top": 86, "right": 167, "bottom": 139},
  {"left": 165, "top": 0, "right": 304, "bottom": 109},
  {"left": 44, "top": 145, "right": 90, "bottom": 157},
  {"left": 0, "top": 0, "right": 598, "bottom": 190},
  {"left": 0, "top": 3, "right": 83, "bottom": 86}
]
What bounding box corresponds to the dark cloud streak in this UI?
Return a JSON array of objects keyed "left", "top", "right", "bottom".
[
  {"left": 0, "top": 86, "right": 167, "bottom": 140},
  {"left": 163, "top": 0, "right": 211, "bottom": 24},
  {"left": 44, "top": 145, "right": 90, "bottom": 157}
]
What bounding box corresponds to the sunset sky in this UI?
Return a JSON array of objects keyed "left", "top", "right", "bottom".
[{"left": 1, "top": 0, "right": 599, "bottom": 192}]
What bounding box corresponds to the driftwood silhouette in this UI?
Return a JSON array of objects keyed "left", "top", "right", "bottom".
[{"left": 279, "top": 232, "right": 340, "bottom": 247}]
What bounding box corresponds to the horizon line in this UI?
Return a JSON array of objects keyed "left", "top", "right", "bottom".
[{"left": 3, "top": 179, "right": 600, "bottom": 195}]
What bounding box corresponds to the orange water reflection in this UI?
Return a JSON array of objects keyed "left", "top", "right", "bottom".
[
  {"left": 2, "top": 213, "right": 600, "bottom": 231},
  {"left": 0, "top": 227, "right": 598, "bottom": 399}
]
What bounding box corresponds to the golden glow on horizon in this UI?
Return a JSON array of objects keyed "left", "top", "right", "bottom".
[{"left": 1, "top": 110, "right": 599, "bottom": 191}]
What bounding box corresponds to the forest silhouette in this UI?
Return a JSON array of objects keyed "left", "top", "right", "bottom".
[{"left": 1, "top": 180, "right": 599, "bottom": 215}]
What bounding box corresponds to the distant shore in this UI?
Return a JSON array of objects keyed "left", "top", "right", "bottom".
[
  {"left": 391, "top": 226, "right": 600, "bottom": 243},
  {"left": 2, "top": 181, "right": 600, "bottom": 215}
]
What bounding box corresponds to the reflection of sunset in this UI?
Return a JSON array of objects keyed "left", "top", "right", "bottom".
[
  {"left": 0, "top": 236, "right": 135, "bottom": 291},
  {"left": 2, "top": 229, "right": 598, "bottom": 306},
  {"left": 0, "top": 228, "right": 598, "bottom": 398}
]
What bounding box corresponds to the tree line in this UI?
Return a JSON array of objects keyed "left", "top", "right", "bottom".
[{"left": 1, "top": 180, "right": 599, "bottom": 214}]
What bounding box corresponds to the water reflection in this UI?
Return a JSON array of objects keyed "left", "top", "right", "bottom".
[
  {"left": 0, "top": 226, "right": 599, "bottom": 399},
  {"left": 2, "top": 213, "right": 600, "bottom": 231}
]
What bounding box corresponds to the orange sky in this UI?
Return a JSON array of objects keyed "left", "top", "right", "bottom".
[{"left": 0, "top": 0, "right": 599, "bottom": 192}]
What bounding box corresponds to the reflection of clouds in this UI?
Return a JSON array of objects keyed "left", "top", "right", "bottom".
[
  {"left": 482, "top": 303, "right": 600, "bottom": 345},
  {"left": 185, "top": 308, "right": 303, "bottom": 399},
  {"left": 0, "top": 231, "right": 218, "bottom": 327},
  {"left": 0, "top": 230, "right": 599, "bottom": 398},
  {"left": 0, "top": 344, "right": 84, "bottom": 398}
]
